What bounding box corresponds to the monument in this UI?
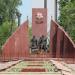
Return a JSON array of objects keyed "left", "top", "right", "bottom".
[{"left": 32, "top": 0, "right": 47, "bottom": 38}]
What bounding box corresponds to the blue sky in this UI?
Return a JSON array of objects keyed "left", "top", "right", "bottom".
[
  {"left": 19, "top": 0, "right": 32, "bottom": 23},
  {"left": 19, "top": 0, "right": 55, "bottom": 24}
]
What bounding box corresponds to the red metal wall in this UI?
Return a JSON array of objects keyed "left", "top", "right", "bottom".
[
  {"left": 50, "top": 20, "right": 75, "bottom": 59},
  {"left": 2, "top": 21, "right": 29, "bottom": 61},
  {"left": 56, "top": 27, "right": 64, "bottom": 58},
  {"left": 1, "top": 19, "right": 75, "bottom": 61},
  {"left": 63, "top": 32, "right": 75, "bottom": 58},
  {"left": 50, "top": 20, "right": 58, "bottom": 58},
  {"left": 32, "top": 8, "right": 47, "bottom": 38}
]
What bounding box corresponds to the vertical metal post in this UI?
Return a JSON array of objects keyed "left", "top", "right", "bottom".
[
  {"left": 18, "top": 16, "right": 21, "bottom": 27},
  {"left": 55, "top": 0, "right": 57, "bottom": 21},
  {"left": 44, "top": 0, "right": 47, "bottom": 8},
  {"left": 16, "top": 11, "right": 21, "bottom": 27}
]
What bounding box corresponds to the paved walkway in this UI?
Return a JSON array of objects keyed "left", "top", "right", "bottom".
[
  {"left": 67, "top": 64, "right": 75, "bottom": 71},
  {"left": 0, "top": 72, "right": 61, "bottom": 75},
  {"left": 50, "top": 60, "right": 73, "bottom": 75},
  {"left": 0, "top": 60, "right": 74, "bottom": 75},
  {"left": 0, "top": 60, "right": 22, "bottom": 71}
]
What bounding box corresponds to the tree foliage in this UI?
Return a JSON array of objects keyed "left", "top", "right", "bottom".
[
  {"left": 28, "top": 26, "right": 32, "bottom": 40},
  {"left": 0, "top": 0, "right": 22, "bottom": 50},
  {"left": 58, "top": 0, "right": 75, "bottom": 42},
  {"left": 0, "top": 0, "right": 22, "bottom": 21}
]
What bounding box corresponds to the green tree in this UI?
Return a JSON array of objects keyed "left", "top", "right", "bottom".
[
  {"left": 28, "top": 26, "right": 32, "bottom": 40},
  {"left": 0, "top": 0, "right": 22, "bottom": 52},
  {"left": 58, "top": 0, "right": 75, "bottom": 42}
]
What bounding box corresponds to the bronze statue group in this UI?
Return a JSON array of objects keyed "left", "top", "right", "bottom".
[{"left": 30, "top": 35, "right": 48, "bottom": 54}]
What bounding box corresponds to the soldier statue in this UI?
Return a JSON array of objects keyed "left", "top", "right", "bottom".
[
  {"left": 38, "top": 35, "right": 48, "bottom": 52},
  {"left": 38, "top": 35, "right": 44, "bottom": 50},
  {"left": 42, "top": 36, "right": 48, "bottom": 52}
]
